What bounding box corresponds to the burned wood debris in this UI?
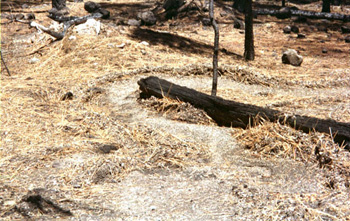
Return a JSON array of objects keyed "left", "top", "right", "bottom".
[{"left": 256, "top": 7, "right": 350, "bottom": 21}]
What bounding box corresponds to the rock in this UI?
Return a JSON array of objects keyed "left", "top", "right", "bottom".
[
  {"left": 297, "top": 33, "right": 306, "bottom": 39},
  {"left": 74, "top": 18, "right": 101, "bottom": 35},
  {"left": 140, "top": 41, "right": 149, "bottom": 46},
  {"left": 283, "top": 25, "right": 291, "bottom": 34},
  {"left": 322, "top": 48, "right": 328, "bottom": 53},
  {"left": 22, "top": 4, "right": 29, "bottom": 9},
  {"left": 282, "top": 49, "right": 303, "bottom": 66},
  {"left": 202, "top": 18, "right": 211, "bottom": 26},
  {"left": 98, "top": 144, "right": 119, "bottom": 153},
  {"left": 233, "top": 18, "right": 244, "bottom": 30},
  {"left": 137, "top": 11, "right": 157, "bottom": 26},
  {"left": 341, "top": 26, "right": 350, "bottom": 34},
  {"left": 345, "top": 36, "right": 350, "bottom": 43},
  {"left": 15, "top": 14, "right": 25, "bottom": 20},
  {"left": 74, "top": 0, "right": 84, "bottom": 2},
  {"left": 97, "top": 8, "right": 110, "bottom": 19},
  {"left": 84, "top": 1, "right": 101, "bottom": 13},
  {"left": 61, "top": 92, "right": 73, "bottom": 101},
  {"left": 29, "top": 57, "right": 40, "bottom": 64},
  {"left": 127, "top": 19, "right": 141, "bottom": 26},
  {"left": 290, "top": 25, "right": 299, "bottom": 33}
]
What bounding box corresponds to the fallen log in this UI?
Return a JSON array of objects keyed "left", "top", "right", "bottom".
[
  {"left": 138, "top": 76, "right": 350, "bottom": 149},
  {"left": 256, "top": 8, "right": 350, "bottom": 21}
]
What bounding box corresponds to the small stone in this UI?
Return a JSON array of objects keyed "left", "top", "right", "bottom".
[
  {"left": 297, "top": 33, "right": 306, "bottom": 39},
  {"left": 84, "top": 1, "right": 101, "bottom": 13},
  {"left": 140, "top": 41, "right": 149, "bottom": 46},
  {"left": 141, "top": 50, "right": 146, "bottom": 55},
  {"left": 97, "top": 144, "right": 118, "bottom": 153},
  {"left": 29, "top": 57, "right": 40, "bottom": 64},
  {"left": 290, "top": 25, "right": 299, "bottom": 33},
  {"left": 283, "top": 25, "right": 291, "bottom": 34},
  {"left": 322, "top": 48, "right": 328, "bottom": 53},
  {"left": 137, "top": 11, "right": 157, "bottom": 26},
  {"left": 282, "top": 49, "right": 303, "bottom": 66},
  {"left": 127, "top": 19, "right": 141, "bottom": 26},
  {"left": 116, "top": 43, "right": 125, "bottom": 48},
  {"left": 22, "top": 4, "right": 29, "bottom": 9},
  {"left": 150, "top": 206, "right": 157, "bottom": 211},
  {"left": 68, "top": 35, "right": 76, "bottom": 40},
  {"left": 15, "top": 14, "right": 25, "bottom": 20},
  {"left": 61, "top": 92, "right": 73, "bottom": 101}
]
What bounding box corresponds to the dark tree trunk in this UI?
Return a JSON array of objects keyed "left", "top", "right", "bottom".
[
  {"left": 209, "top": 0, "right": 219, "bottom": 96},
  {"left": 282, "top": 0, "right": 286, "bottom": 7},
  {"left": 233, "top": 0, "right": 245, "bottom": 13},
  {"left": 244, "top": 0, "right": 254, "bottom": 61},
  {"left": 52, "top": 0, "right": 66, "bottom": 10},
  {"left": 138, "top": 76, "right": 350, "bottom": 149},
  {"left": 322, "top": 0, "right": 331, "bottom": 12}
]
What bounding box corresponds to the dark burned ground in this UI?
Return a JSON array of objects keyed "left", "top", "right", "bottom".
[{"left": 1, "top": 0, "right": 350, "bottom": 220}]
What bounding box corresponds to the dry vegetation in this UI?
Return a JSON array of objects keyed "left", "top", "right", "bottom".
[{"left": 1, "top": 0, "right": 350, "bottom": 219}]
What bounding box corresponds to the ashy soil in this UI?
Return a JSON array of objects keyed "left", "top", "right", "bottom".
[{"left": 1, "top": 0, "right": 350, "bottom": 220}]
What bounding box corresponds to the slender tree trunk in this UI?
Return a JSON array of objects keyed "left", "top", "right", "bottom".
[
  {"left": 244, "top": 0, "right": 254, "bottom": 61},
  {"left": 322, "top": 0, "right": 331, "bottom": 12},
  {"left": 209, "top": 0, "right": 219, "bottom": 96},
  {"left": 282, "top": 0, "right": 286, "bottom": 7},
  {"left": 52, "top": 0, "right": 66, "bottom": 10}
]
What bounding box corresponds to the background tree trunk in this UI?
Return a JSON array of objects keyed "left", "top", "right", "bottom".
[
  {"left": 244, "top": 0, "right": 255, "bottom": 61},
  {"left": 282, "top": 0, "right": 286, "bottom": 7},
  {"left": 322, "top": 0, "right": 331, "bottom": 12},
  {"left": 233, "top": 0, "right": 245, "bottom": 13},
  {"left": 52, "top": 0, "right": 66, "bottom": 10},
  {"left": 209, "top": 0, "right": 219, "bottom": 96}
]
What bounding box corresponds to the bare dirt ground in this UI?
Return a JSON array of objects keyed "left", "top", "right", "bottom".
[{"left": 1, "top": 0, "right": 350, "bottom": 220}]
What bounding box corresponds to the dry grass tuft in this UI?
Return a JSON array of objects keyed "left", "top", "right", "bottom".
[
  {"left": 235, "top": 120, "right": 350, "bottom": 188},
  {"left": 139, "top": 96, "right": 215, "bottom": 125}
]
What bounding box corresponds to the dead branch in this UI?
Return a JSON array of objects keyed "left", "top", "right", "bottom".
[
  {"left": 1, "top": 50, "right": 11, "bottom": 76},
  {"left": 30, "top": 13, "right": 103, "bottom": 40}
]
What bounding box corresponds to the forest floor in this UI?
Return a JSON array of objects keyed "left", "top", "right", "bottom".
[{"left": 1, "top": 0, "right": 350, "bottom": 219}]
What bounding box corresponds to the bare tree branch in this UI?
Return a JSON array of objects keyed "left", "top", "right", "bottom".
[{"left": 1, "top": 50, "right": 11, "bottom": 76}]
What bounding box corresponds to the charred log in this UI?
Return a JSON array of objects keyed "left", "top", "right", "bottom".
[
  {"left": 138, "top": 76, "right": 350, "bottom": 149},
  {"left": 256, "top": 8, "right": 350, "bottom": 21}
]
